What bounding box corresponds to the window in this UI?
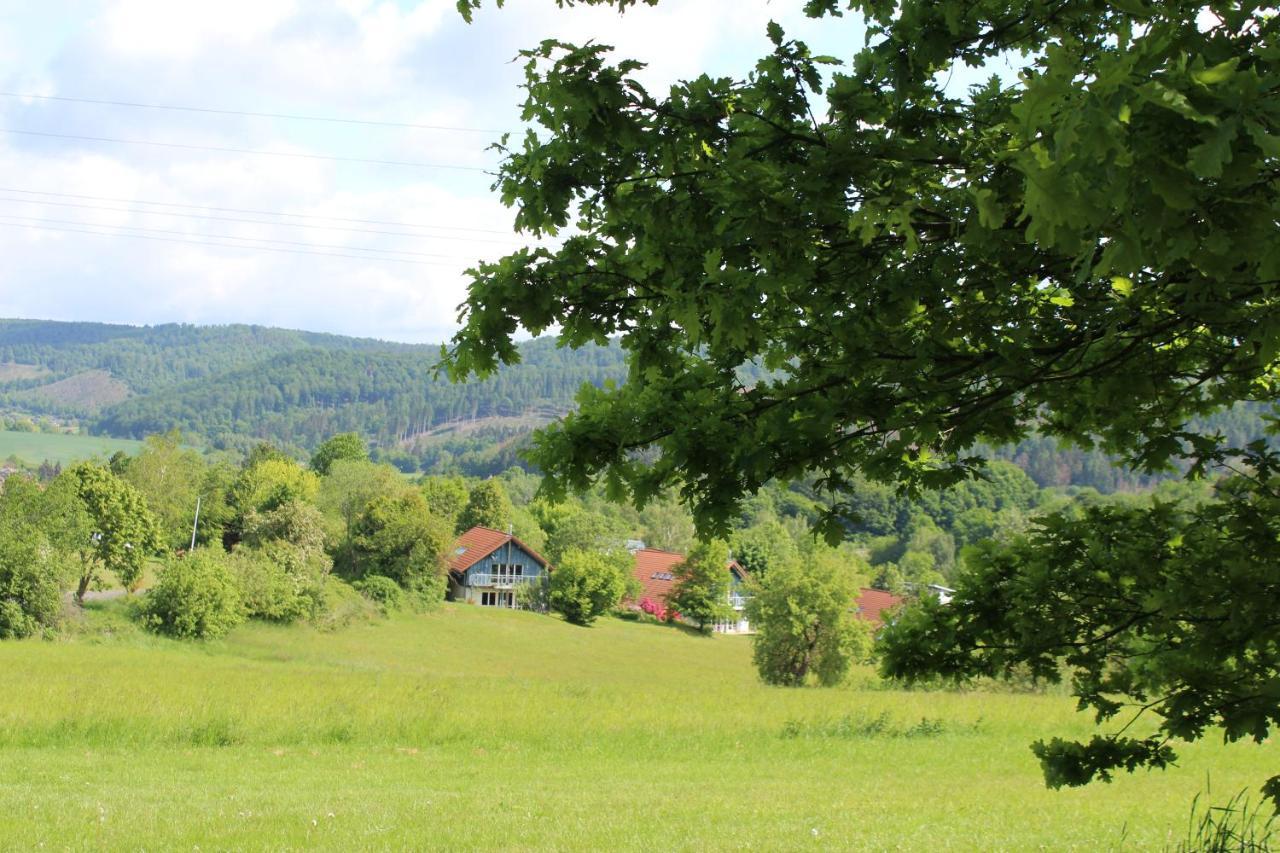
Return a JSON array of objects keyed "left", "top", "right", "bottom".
[{"left": 481, "top": 592, "right": 497, "bottom": 606}]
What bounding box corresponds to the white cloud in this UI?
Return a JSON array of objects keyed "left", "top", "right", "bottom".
[{"left": 0, "top": 0, "right": 858, "bottom": 342}]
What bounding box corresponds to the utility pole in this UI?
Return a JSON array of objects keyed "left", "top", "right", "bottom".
[{"left": 189, "top": 494, "right": 202, "bottom": 551}]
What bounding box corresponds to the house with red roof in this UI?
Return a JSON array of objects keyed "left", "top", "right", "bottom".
[
  {"left": 629, "top": 547, "right": 753, "bottom": 634},
  {"left": 447, "top": 526, "right": 551, "bottom": 609},
  {"left": 854, "top": 587, "right": 904, "bottom": 627}
]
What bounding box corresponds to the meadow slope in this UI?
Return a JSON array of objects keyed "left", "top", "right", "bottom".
[
  {"left": 0, "top": 429, "right": 143, "bottom": 467},
  {"left": 0, "top": 603, "right": 1271, "bottom": 850}
]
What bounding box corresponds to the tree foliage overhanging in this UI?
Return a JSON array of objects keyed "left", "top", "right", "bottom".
[{"left": 449, "top": 0, "right": 1280, "bottom": 806}]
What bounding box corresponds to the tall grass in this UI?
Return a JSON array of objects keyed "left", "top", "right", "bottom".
[
  {"left": 1178, "top": 788, "right": 1277, "bottom": 852},
  {"left": 0, "top": 601, "right": 1272, "bottom": 849}
]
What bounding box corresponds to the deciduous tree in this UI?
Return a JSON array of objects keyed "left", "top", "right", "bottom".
[
  {"left": 668, "top": 539, "right": 733, "bottom": 633},
  {"left": 457, "top": 479, "right": 513, "bottom": 533},
  {"left": 67, "top": 462, "right": 161, "bottom": 599},
  {"left": 748, "top": 554, "right": 871, "bottom": 686},
  {"left": 450, "top": 0, "right": 1280, "bottom": 804},
  {"left": 124, "top": 430, "right": 205, "bottom": 552},
  {"left": 348, "top": 491, "right": 451, "bottom": 600},
  {"left": 309, "top": 432, "right": 369, "bottom": 476}
]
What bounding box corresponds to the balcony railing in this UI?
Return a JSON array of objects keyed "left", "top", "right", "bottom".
[
  {"left": 729, "top": 593, "right": 751, "bottom": 609},
  {"left": 468, "top": 573, "right": 538, "bottom": 588}
]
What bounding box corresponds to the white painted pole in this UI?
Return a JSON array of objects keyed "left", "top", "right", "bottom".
[{"left": 189, "top": 494, "right": 202, "bottom": 551}]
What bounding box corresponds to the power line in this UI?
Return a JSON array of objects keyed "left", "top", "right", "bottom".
[
  {"left": 0, "top": 91, "right": 509, "bottom": 134},
  {"left": 0, "top": 212, "right": 484, "bottom": 260},
  {"left": 0, "top": 128, "right": 495, "bottom": 171},
  {"left": 0, "top": 218, "right": 471, "bottom": 267},
  {"left": 0, "top": 186, "right": 514, "bottom": 234},
  {"left": 0, "top": 194, "right": 522, "bottom": 246}
]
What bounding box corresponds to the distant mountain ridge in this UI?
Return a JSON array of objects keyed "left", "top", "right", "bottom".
[
  {"left": 0, "top": 318, "right": 1272, "bottom": 487},
  {"left": 0, "top": 318, "right": 628, "bottom": 471}
]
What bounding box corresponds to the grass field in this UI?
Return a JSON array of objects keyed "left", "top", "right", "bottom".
[
  {"left": 0, "top": 429, "right": 143, "bottom": 466},
  {"left": 0, "top": 603, "right": 1272, "bottom": 850}
]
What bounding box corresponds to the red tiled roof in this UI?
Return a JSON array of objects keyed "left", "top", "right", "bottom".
[
  {"left": 630, "top": 548, "right": 685, "bottom": 604},
  {"left": 448, "top": 526, "right": 551, "bottom": 577},
  {"left": 629, "top": 549, "right": 746, "bottom": 606},
  {"left": 855, "top": 587, "right": 904, "bottom": 626}
]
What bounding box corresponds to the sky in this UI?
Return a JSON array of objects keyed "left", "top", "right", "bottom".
[{"left": 0, "top": 0, "right": 861, "bottom": 343}]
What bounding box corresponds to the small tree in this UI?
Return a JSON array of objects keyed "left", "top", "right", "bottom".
[
  {"left": 539, "top": 504, "right": 628, "bottom": 565},
  {"left": 547, "top": 548, "right": 629, "bottom": 626},
  {"left": 229, "top": 457, "right": 319, "bottom": 518},
  {"left": 747, "top": 556, "right": 872, "bottom": 687},
  {"left": 67, "top": 462, "right": 161, "bottom": 599},
  {"left": 241, "top": 499, "right": 327, "bottom": 556},
  {"left": 730, "top": 521, "right": 798, "bottom": 578},
  {"left": 316, "top": 460, "right": 402, "bottom": 568},
  {"left": 669, "top": 539, "right": 733, "bottom": 633},
  {"left": 419, "top": 475, "right": 470, "bottom": 528},
  {"left": 124, "top": 430, "right": 205, "bottom": 552},
  {"left": 349, "top": 491, "right": 451, "bottom": 603},
  {"left": 226, "top": 456, "right": 319, "bottom": 547},
  {"left": 0, "top": 524, "right": 66, "bottom": 639},
  {"left": 309, "top": 432, "right": 369, "bottom": 476},
  {"left": 235, "top": 500, "right": 331, "bottom": 621},
  {"left": 141, "top": 550, "right": 245, "bottom": 640},
  {"left": 457, "top": 479, "right": 513, "bottom": 533}
]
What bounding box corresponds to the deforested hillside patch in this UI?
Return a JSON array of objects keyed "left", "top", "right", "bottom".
[
  {"left": 0, "top": 362, "right": 51, "bottom": 383},
  {"left": 18, "top": 370, "right": 131, "bottom": 412}
]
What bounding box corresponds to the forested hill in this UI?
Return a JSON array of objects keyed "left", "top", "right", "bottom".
[
  {"left": 0, "top": 319, "right": 628, "bottom": 470},
  {"left": 0, "top": 318, "right": 1272, "bottom": 485},
  {"left": 0, "top": 319, "right": 412, "bottom": 395},
  {"left": 95, "top": 342, "right": 628, "bottom": 460}
]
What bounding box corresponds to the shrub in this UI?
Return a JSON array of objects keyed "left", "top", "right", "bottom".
[
  {"left": 313, "top": 576, "right": 379, "bottom": 632},
  {"left": 548, "top": 548, "right": 630, "bottom": 626},
  {"left": 515, "top": 574, "right": 551, "bottom": 613},
  {"left": 228, "top": 544, "right": 325, "bottom": 623},
  {"left": 353, "top": 574, "right": 403, "bottom": 613},
  {"left": 0, "top": 527, "right": 66, "bottom": 639},
  {"left": 141, "top": 550, "right": 244, "bottom": 640},
  {"left": 406, "top": 567, "right": 448, "bottom": 611}
]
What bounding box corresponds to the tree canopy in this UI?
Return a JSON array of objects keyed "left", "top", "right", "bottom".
[
  {"left": 450, "top": 0, "right": 1280, "bottom": 807},
  {"left": 68, "top": 462, "right": 161, "bottom": 598},
  {"left": 668, "top": 539, "right": 734, "bottom": 633},
  {"left": 309, "top": 432, "right": 369, "bottom": 476}
]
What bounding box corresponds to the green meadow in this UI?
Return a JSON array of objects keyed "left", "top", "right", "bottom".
[
  {"left": 0, "top": 430, "right": 143, "bottom": 467},
  {"left": 0, "top": 603, "right": 1271, "bottom": 850}
]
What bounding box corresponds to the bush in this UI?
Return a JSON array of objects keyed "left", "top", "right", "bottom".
[
  {"left": 228, "top": 544, "right": 325, "bottom": 622},
  {"left": 406, "top": 568, "right": 448, "bottom": 611},
  {"left": 515, "top": 574, "right": 551, "bottom": 613},
  {"left": 548, "top": 548, "right": 630, "bottom": 626},
  {"left": 141, "top": 551, "right": 245, "bottom": 640},
  {"left": 0, "top": 528, "right": 66, "bottom": 639},
  {"left": 353, "top": 574, "right": 403, "bottom": 612},
  {"left": 313, "top": 576, "right": 379, "bottom": 632}
]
